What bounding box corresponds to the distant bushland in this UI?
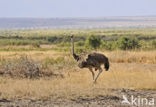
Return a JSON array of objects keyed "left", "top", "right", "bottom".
[{"left": 0, "top": 29, "right": 155, "bottom": 51}]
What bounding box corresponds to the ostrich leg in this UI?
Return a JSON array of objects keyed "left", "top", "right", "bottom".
[
  {"left": 94, "top": 68, "right": 103, "bottom": 82},
  {"left": 89, "top": 67, "right": 95, "bottom": 80}
]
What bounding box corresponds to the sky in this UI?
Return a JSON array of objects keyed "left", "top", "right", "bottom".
[{"left": 0, "top": 0, "right": 156, "bottom": 18}]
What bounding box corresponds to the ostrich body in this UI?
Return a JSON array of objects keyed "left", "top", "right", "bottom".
[{"left": 71, "top": 35, "right": 109, "bottom": 82}]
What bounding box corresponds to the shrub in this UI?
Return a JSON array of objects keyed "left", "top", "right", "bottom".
[
  {"left": 47, "top": 36, "right": 59, "bottom": 43},
  {"left": 100, "top": 41, "right": 113, "bottom": 50},
  {"left": 117, "top": 36, "right": 140, "bottom": 50},
  {"left": 1, "top": 56, "right": 39, "bottom": 78},
  {"left": 75, "top": 40, "right": 85, "bottom": 47},
  {"left": 151, "top": 40, "right": 156, "bottom": 48},
  {"left": 139, "top": 40, "right": 151, "bottom": 50},
  {"left": 31, "top": 42, "right": 40, "bottom": 48},
  {"left": 86, "top": 35, "right": 101, "bottom": 49}
]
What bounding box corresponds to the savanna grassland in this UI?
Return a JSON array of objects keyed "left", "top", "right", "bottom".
[{"left": 0, "top": 29, "right": 156, "bottom": 106}]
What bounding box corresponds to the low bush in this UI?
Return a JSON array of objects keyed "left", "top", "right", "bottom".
[
  {"left": 116, "top": 36, "right": 140, "bottom": 50},
  {"left": 86, "top": 35, "right": 101, "bottom": 49},
  {"left": 75, "top": 41, "right": 85, "bottom": 47},
  {"left": 151, "top": 39, "right": 156, "bottom": 48},
  {"left": 0, "top": 56, "right": 66, "bottom": 78},
  {"left": 31, "top": 42, "right": 40, "bottom": 48},
  {"left": 0, "top": 56, "right": 39, "bottom": 78},
  {"left": 100, "top": 41, "right": 113, "bottom": 50}
]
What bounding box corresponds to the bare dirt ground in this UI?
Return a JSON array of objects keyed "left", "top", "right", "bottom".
[{"left": 0, "top": 89, "right": 155, "bottom": 107}]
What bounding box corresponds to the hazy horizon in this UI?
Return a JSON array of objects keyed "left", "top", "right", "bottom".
[
  {"left": 1, "top": 15, "right": 156, "bottom": 19},
  {"left": 1, "top": 0, "right": 156, "bottom": 18}
]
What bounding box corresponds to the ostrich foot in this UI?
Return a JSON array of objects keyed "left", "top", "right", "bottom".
[{"left": 93, "top": 80, "right": 97, "bottom": 84}]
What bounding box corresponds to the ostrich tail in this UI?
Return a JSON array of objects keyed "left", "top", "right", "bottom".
[{"left": 104, "top": 58, "right": 109, "bottom": 71}]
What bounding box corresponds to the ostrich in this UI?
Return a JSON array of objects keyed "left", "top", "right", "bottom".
[{"left": 70, "top": 35, "right": 109, "bottom": 82}]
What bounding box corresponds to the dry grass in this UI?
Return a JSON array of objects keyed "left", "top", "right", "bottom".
[
  {"left": 0, "top": 49, "right": 156, "bottom": 63},
  {"left": 103, "top": 50, "right": 156, "bottom": 64},
  {"left": 0, "top": 50, "right": 155, "bottom": 100},
  {"left": 0, "top": 64, "right": 155, "bottom": 100}
]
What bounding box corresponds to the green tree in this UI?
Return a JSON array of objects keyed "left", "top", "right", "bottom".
[
  {"left": 86, "top": 35, "right": 101, "bottom": 49},
  {"left": 117, "top": 36, "right": 139, "bottom": 50},
  {"left": 100, "top": 41, "right": 113, "bottom": 50}
]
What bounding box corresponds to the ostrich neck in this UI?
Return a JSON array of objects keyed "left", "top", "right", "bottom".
[
  {"left": 72, "top": 38, "right": 75, "bottom": 55},
  {"left": 71, "top": 38, "right": 79, "bottom": 61}
]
